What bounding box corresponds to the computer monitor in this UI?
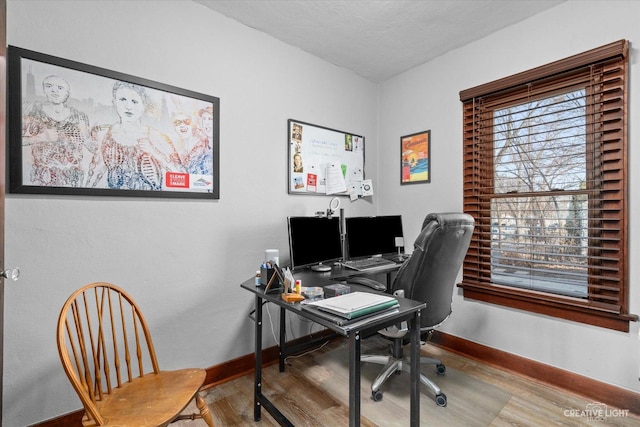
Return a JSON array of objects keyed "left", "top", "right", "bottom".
[
  {"left": 287, "top": 216, "right": 343, "bottom": 272},
  {"left": 345, "top": 215, "right": 404, "bottom": 260}
]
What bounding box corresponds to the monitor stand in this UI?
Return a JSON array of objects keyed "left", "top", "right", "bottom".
[{"left": 311, "top": 263, "right": 331, "bottom": 272}]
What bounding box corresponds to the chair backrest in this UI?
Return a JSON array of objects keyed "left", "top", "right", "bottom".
[
  {"left": 391, "top": 213, "right": 475, "bottom": 329},
  {"left": 57, "top": 282, "right": 160, "bottom": 425}
]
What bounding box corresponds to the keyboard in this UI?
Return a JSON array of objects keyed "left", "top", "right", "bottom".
[{"left": 343, "top": 257, "right": 396, "bottom": 271}]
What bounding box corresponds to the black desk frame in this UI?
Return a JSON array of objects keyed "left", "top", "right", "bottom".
[{"left": 241, "top": 264, "right": 425, "bottom": 427}]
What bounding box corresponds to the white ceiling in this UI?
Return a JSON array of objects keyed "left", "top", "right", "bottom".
[{"left": 194, "top": 0, "right": 566, "bottom": 83}]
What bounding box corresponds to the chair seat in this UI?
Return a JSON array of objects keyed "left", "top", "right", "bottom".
[{"left": 83, "top": 368, "right": 207, "bottom": 427}]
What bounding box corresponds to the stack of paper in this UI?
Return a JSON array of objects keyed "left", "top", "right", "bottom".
[{"left": 306, "top": 292, "right": 398, "bottom": 320}]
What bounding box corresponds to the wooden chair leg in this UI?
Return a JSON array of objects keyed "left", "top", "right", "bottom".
[{"left": 196, "top": 393, "right": 214, "bottom": 427}]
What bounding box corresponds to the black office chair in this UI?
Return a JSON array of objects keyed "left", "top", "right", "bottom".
[{"left": 361, "top": 212, "right": 474, "bottom": 407}]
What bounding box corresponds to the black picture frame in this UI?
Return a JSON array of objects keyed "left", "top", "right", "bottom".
[
  {"left": 400, "top": 130, "right": 430, "bottom": 185},
  {"left": 7, "top": 46, "right": 220, "bottom": 199}
]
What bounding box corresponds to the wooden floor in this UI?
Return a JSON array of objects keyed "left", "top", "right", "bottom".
[{"left": 181, "top": 337, "right": 640, "bottom": 427}]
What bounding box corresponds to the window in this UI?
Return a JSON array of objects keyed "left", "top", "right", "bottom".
[{"left": 459, "top": 40, "right": 636, "bottom": 331}]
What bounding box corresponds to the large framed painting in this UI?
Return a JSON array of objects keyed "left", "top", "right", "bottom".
[
  {"left": 400, "top": 130, "right": 430, "bottom": 185},
  {"left": 7, "top": 46, "right": 220, "bottom": 199}
]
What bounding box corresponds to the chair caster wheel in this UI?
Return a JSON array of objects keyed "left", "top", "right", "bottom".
[
  {"left": 436, "top": 363, "right": 446, "bottom": 375},
  {"left": 435, "top": 393, "right": 447, "bottom": 407},
  {"left": 371, "top": 390, "right": 383, "bottom": 402}
]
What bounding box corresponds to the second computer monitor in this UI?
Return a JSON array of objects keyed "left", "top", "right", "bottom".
[{"left": 345, "top": 215, "right": 404, "bottom": 260}]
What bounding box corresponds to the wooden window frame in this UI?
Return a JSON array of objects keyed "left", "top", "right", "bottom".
[{"left": 459, "top": 40, "right": 637, "bottom": 332}]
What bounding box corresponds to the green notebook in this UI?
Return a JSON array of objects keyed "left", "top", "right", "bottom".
[
  {"left": 309, "top": 292, "right": 399, "bottom": 319},
  {"left": 337, "top": 299, "right": 399, "bottom": 319},
  {"left": 301, "top": 303, "right": 400, "bottom": 327}
]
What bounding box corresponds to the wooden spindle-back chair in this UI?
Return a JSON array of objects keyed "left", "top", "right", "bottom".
[{"left": 57, "top": 282, "right": 214, "bottom": 426}]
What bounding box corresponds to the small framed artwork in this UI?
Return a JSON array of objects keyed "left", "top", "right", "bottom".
[
  {"left": 7, "top": 46, "right": 220, "bottom": 199},
  {"left": 400, "top": 130, "right": 430, "bottom": 185}
]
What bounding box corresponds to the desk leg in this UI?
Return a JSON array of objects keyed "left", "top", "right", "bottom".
[
  {"left": 279, "top": 306, "right": 286, "bottom": 372},
  {"left": 348, "top": 331, "right": 361, "bottom": 427},
  {"left": 409, "top": 311, "right": 421, "bottom": 426},
  {"left": 254, "top": 295, "right": 263, "bottom": 421}
]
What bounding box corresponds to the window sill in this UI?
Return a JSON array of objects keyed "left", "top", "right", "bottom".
[{"left": 459, "top": 281, "right": 637, "bottom": 332}]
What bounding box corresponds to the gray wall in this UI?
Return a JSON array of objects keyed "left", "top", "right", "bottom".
[
  {"left": 4, "top": 1, "right": 380, "bottom": 425},
  {"left": 378, "top": 0, "right": 640, "bottom": 402},
  {"left": 4, "top": 1, "right": 639, "bottom": 425}
]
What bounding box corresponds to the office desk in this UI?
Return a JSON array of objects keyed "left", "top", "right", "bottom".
[{"left": 240, "top": 265, "right": 425, "bottom": 427}]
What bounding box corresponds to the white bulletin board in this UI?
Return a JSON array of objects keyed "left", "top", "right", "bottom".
[{"left": 288, "top": 119, "right": 365, "bottom": 196}]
